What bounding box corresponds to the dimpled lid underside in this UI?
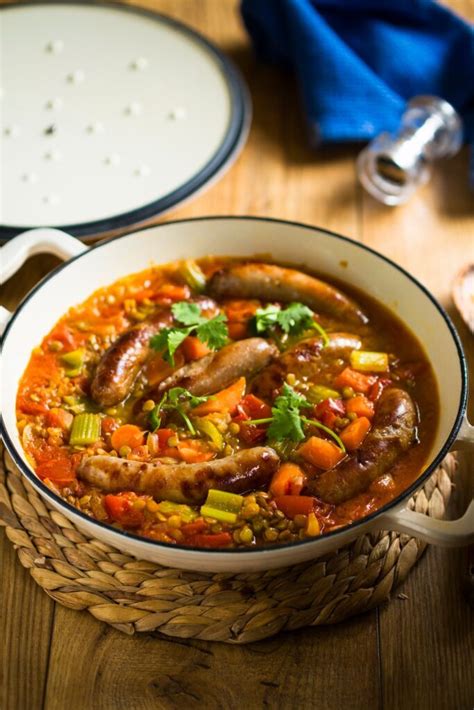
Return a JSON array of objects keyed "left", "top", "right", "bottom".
[{"left": 0, "top": 3, "right": 242, "bottom": 232}]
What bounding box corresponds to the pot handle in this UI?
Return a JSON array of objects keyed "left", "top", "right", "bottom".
[
  {"left": 451, "top": 413, "right": 474, "bottom": 452},
  {"left": 378, "top": 502, "right": 474, "bottom": 547},
  {"left": 1, "top": 228, "right": 87, "bottom": 284},
  {"left": 0, "top": 228, "right": 88, "bottom": 336}
]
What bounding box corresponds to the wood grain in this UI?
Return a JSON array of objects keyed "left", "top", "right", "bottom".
[{"left": 1, "top": 0, "right": 473, "bottom": 708}]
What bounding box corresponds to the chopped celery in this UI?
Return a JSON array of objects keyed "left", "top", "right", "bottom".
[
  {"left": 157, "top": 501, "right": 198, "bottom": 523},
  {"left": 69, "top": 413, "right": 101, "bottom": 446},
  {"left": 350, "top": 350, "right": 389, "bottom": 373},
  {"left": 179, "top": 259, "right": 207, "bottom": 292},
  {"left": 194, "top": 418, "right": 224, "bottom": 450},
  {"left": 61, "top": 348, "right": 86, "bottom": 368},
  {"left": 306, "top": 385, "right": 340, "bottom": 404},
  {"left": 200, "top": 489, "right": 244, "bottom": 523},
  {"left": 65, "top": 367, "right": 83, "bottom": 378}
]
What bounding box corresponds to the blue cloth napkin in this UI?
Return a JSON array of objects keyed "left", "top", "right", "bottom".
[{"left": 241, "top": 0, "right": 474, "bottom": 182}]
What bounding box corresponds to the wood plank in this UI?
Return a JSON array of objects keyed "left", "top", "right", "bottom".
[
  {"left": 44, "top": 605, "right": 380, "bottom": 710},
  {"left": 0, "top": 531, "right": 56, "bottom": 710}
]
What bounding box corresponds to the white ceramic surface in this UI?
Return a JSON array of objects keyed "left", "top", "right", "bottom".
[
  {"left": 0, "top": 4, "right": 249, "bottom": 236},
  {"left": 1, "top": 219, "right": 473, "bottom": 572}
]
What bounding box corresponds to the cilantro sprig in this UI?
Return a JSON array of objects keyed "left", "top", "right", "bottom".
[
  {"left": 149, "top": 387, "right": 208, "bottom": 435},
  {"left": 254, "top": 302, "right": 329, "bottom": 346},
  {"left": 249, "top": 383, "right": 345, "bottom": 451},
  {"left": 150, "top": 302, "right": 228, "bottom": 365}
]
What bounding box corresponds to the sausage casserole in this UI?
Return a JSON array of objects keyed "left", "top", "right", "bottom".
[{"left": 16, "top": 257, "right": 439, "bottom": 548}]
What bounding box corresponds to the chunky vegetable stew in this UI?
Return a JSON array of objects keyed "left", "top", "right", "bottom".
[{"left": 17, "top": 258, "right": 439, "bottom": 548}]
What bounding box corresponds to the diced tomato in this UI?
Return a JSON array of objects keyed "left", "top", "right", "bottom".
[
  {"left": 180, "top": 336, "right": 211, "bottom": 361},
  {"left": 156, "top": 428, "right": 175, "bottom": 451},
  {"left": 192, "top": 532, "right": 233, "bottom": 548},
  {"left": 346, "top": 395, "right": 374, "bottom": 419},
  {"left": 274, "top": 495, "right": 317, "bottom": 518},
  {"left": 111, "top": 424, "right": 145, "bottom": 451},
  {"left": 16, "top": 395, "right": 48, "bottom": 415},
  {"left": 46, "top": 408, "right": 74, "bottom": 431},
  {"left": 101, "top": 416, "right": 118, "bottom": 436},
  {"left": 238, "top": 424, "right": 267, "bottom": 444},
  {"left": 334, "top": 368, "right": 377, "bottom": 394},
  {"left": 270, "top": 463, "right": 305, "bottom": 497},
  {"left": 104, "top": 492, "right": 145, "bottom": 528},
  {"left": 314, "top": 398, "right": 345, "bottom": 428},
  {"left": 368, "top": 378, "right": 392, "bottom": 402},
  {"left": 298, "top": 436, "right": 345, "bottom": 470},
  {"left": 181, "top": 519, "right": 208, "bottom": 536},
  {"left": 236, "top": 394, "right": 272, "bottom": 420},
  {"left": 340, "top": 417, "right": 371, "bottom": 450},
  {"left": 46, "top": 324, "right": 77, "bottom": 349},
  {"left": 153, "top": 284, "right": 190, "bottom": 304},
  {"left": 36, "top": 457, "right": 76, "bottom": 485}
]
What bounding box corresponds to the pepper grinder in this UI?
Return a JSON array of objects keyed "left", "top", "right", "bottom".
[{"left": 357, "top": 96, "right": 463, "bottom": 205}]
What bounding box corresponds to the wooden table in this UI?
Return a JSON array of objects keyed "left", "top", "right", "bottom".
[{"left": 1, "top": 1, "right": 473, "bottom": 708}]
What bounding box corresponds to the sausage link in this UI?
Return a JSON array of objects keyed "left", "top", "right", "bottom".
[
  {"left": 91, "top": 311, "right": 171, "bottom": 407},
  {"left": 91, "top": 297, "right": 218, "bottom": 407},
  {"left": 78, "top": 447, "right": 280, "bottom": 504},
  {"left": 158, "top": 337, "right": 278, "bottom": 396},
  {"left": 252, "top": 333, "right": 361, "bottom": 400},
  {"left": 208, "top": 263, "right": 368, "bottom": 325},
  {"left": 309, "top": 388, "right": 417, "bottom": 504}
]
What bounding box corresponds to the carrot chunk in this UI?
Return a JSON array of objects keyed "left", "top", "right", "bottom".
[
  {"left": 111, "top": 424, "right": 145, "bottom": 451},
  {"left": 180, "top": 336, "right": 211, "bottom": 361},
  {"left": 334, "top": 367, "right": 376, "bottom": 394},
  {"left": 297, "top": 436, "right": 345, "bottom": 470},
  {"left": 193, "top": 532, "right": 233, "bottom": 548},
  {"left": 270, "top": 463, "right": 305, "bottom": 497},
  {"left": 346, "top": 395, "right": 375, "bottom": 419},
  {"left": 193, "top": 377, "right": 246, "bottom": 415},
  {"left": 340, "top": 417, "right": 371, "bottom": 450}
]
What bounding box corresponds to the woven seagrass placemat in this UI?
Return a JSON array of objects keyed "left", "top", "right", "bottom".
[{"left": 0, "top": 444, "right": 455, "bottom": 643}]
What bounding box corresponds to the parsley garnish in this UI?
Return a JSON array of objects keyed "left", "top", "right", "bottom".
[
  {"left": 150, "top": 302, "right": 228, "bottom": 365},
  {"left": 254, "top": 302, "right": 329, "bottom": 346},
  {"left": 248, "top": 383, "right": 345, "bottom": 451},
  {"left": 149, "top": 387, "right": 208, "bottom": 435}
]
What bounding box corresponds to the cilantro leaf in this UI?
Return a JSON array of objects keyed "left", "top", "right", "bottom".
[
  {"left": 148, "top": 387, "right": 209, "bottom": 434},
  {"left": 196, "top": 313, "right": 228, "bottom": 350},
  {"left": 267, "top": 384, "right": 310, "bottom": 442},
  {"left": 277, "top": 302, "right": 314, "bottom": 334},
  {"left": 172, "top": 302, "right": 203, "bottom": 326},
  {"left": 253, "top": 301, "right": 330, "bottom": 345},
  {"left": 167, "top": 387, "right": 208, "bottom": 409},
  {"left": 150, "top": 302, "right": 229, "bottom": 364},
  {"left": 150, "top": 327, "right": 192, "bottom": 365},
  {"left": 254, "top": 305, "right": 280, "bottom": 333}
]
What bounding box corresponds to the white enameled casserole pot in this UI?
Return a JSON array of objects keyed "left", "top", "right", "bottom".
[{"left": 1, "top": 217, "right": 473, "bottom": 573}]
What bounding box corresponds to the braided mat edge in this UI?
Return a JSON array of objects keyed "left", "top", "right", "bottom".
[{"left": 0, "top": 444, "right": 456, "bottom": 644}]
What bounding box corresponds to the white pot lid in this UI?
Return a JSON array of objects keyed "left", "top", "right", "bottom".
[{"left": 0, "top": 2, "right": 250, "bottom": 240}]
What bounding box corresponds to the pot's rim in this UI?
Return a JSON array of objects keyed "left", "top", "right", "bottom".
[
  {"left": 1, "top": 215, "right": 468, "bottom": 559},
  {"left": 0, "top": 1, "right": 251, "bottom": 241}
]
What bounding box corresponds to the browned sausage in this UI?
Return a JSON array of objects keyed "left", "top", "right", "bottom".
[
  {"left": 91, "top": 297, "right": 218, "bottom": 407},
  {"left": 208, "top": 263, "right": 368, "bottom": 325},
  {"left": 308, "top": 388, "right": 417, "bottom": 504},
  {"left": 78, "top": 447, "right": 280, "bottom": 504},
  {"left": 252, "top": 333, "right": 362, "bottom": 400},
  {"left": 90, "top": 311, "right": 172, "bottom": 407},
  {"left": 158, "top": 338, "right": 278, "bottom": 396}
]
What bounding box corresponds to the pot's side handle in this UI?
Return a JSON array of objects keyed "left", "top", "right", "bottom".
[
  {"left": 0, "top": 229, "right": 88, "bottom": 336},
  {"left": 378, "top": 501, "right": 474, "bottom": 547},
  {"left": 1, "top": 228, "right": 87, "bottom": 285}
]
